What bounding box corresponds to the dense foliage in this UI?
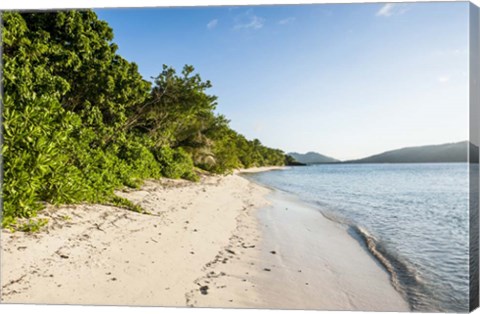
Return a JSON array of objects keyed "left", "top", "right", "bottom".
[{"left": 1, "top": 10, "right": 287, "bottom": 227}]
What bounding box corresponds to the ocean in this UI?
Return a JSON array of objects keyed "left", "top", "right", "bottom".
[{"left": 245, "top": 163, "right": 472, "bottom": 312}]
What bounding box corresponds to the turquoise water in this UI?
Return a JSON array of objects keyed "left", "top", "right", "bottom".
[{"left": 245, "top": 163, "right": 471, "bottom": 312}]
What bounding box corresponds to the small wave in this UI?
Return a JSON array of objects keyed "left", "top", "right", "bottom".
[
  {"left": 308, "top": 207, "right": 421, "bottom": 310},
  {"left": 308, "top": 204, "right": 451, "bottom": 312},
  {"left": 350, "top": 225, "right": 443, "bottom": 312},
  {"left": 352, "top": 226, "right": 407, "bottom": 292}
]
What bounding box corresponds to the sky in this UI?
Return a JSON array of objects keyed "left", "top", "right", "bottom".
[{"left": 95, "top": 2, "right": 470, "bottom": 160}]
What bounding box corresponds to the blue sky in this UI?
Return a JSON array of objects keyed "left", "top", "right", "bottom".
[{"left": 95, "top": 2, "right": 469, "bottom": 160}]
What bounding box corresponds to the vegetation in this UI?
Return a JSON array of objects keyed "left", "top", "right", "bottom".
[
  {"left": 285, "top": 155, "right": 307, "bottom": 166},
  {"left": 1, "top": 10, "right": 287, "bottom": 228},
  {"left": 16, "top": 218, "right": 49, "bottom": 233}
]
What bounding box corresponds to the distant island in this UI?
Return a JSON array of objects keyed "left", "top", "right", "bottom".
[
  {"left": 289, "top": 141, "right": 478, "bottom": 164},
  {"left": 288, "top": 152, "right": 339, "bottom": 164}
]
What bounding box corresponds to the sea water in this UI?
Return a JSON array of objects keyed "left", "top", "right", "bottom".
[{"left": 245, "top": 163, "right": 472, "bottom": 312}]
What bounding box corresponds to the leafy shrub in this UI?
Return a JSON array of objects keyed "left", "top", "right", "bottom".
[
  {"left": 18, "top": 218, "right": 49, "bottom": 233},
  {"left": 118, "top": 138, "right": 162, "bottom": 180},
  {"left": 1, "top": 11, "right": 283, "bottom": 227},
  {"left": 107, "top": 196, "right": 146, "bottom": 214},
  {"left": 154, "top": 146, "right": 198, "bottom": 181}
]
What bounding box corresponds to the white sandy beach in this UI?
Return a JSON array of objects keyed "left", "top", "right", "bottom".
[{"left": 1, "top": 167, "right": 408, "bottom": 311}]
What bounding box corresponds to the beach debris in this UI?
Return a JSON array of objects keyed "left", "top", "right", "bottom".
[
  {"left": 93, "top": 223, "right": 105, "bottom": 232},
  {"left": 270, "top": 250, "right": 276, "bottom": 255},
  {"left": 225, "top": 249, "right": 236, "bottom": 255},
  {"left": 17, "top": 246, "right": 27, "bottom": 251},
  {"left": 199, "top": 285, "right": 209, "bottom": 295},
  {"left": 2, "top": 274, "right": 26, "bottom": 290},
  {"left": 59, "top": 254, "right": 69, "bottom": 259},
  {"left": 263, "top": 268, "right": 271, "bottom": 272}
]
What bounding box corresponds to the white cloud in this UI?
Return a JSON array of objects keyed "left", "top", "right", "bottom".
[
  {"left": 376, "top": 3, "right": 409, "bottom": 17},
  {"left": 437, "top": 75, "right": 450, "bottom": 83},
  {"left": 376, "top": 3, "right": 395, "bottom": 17},
  {"left": 234, "top": 10, "right": 265, "bottom": 30},
  {"left": 278, "top": 17, "right": 295, "bottom": 25},
  {"left": 207, "top": 19, "right": 218, "bottom": 30}
]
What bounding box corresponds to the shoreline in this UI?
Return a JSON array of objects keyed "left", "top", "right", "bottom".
[
  {"left": 253, "top": 190, "right": 409, "bottom": 311},
  {"left": 1, "top": 167, "right": 408, "bottom": 310},
  {"left": 234, "top": 166, "right": 289, "bottom": 174}
]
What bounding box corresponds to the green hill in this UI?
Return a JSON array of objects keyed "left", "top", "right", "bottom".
[{"left": 346, "top": 141, "right": 476, "bottom": 163}]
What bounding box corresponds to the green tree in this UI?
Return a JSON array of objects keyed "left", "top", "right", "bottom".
[{"left": 1, "top": 10, "right": 286, "bottom": 227}]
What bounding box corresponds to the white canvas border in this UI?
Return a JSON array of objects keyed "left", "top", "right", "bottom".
[{"left": 0, "top": 1, "right": 477, "bottom": 314}]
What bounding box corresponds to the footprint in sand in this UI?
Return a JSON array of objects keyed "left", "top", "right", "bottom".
[{"left": 199, "top": 285, "right": 209, "bottom": 295}]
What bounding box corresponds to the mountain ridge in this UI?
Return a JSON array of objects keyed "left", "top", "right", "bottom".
[
  {"left": 346, "top": 141, "right": 476, "bottom": 163},
  {"left": 289, "top": 141, "right": 477, "bottom": 164}
]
